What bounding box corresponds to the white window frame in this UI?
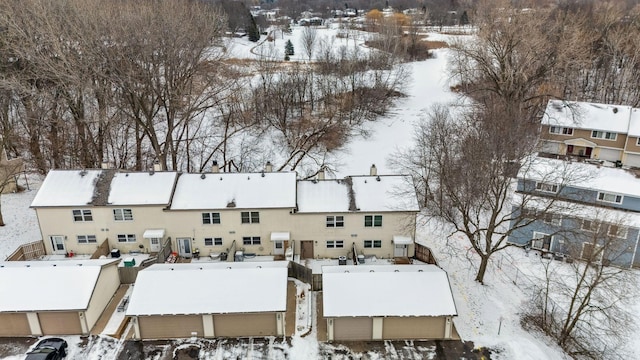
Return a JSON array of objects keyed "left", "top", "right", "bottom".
[
  {"left": 117, "top": 234, "right": 136, "bottom": 243},
  {"left": 597, "top": 192, "right": 623, "bottom": 204},
  {"left": 549, "top": 126, "right": 573, "bottom": 135},
  {"left": 326, "top": 215, "right": 344, "bottom": 228},
  {"left": 242, "top": 236, "right": 261, "bottom": 245},
  {"left": 202, "top": 212, "right": 221, "bottom": 225},
  {"left": 77, "top": 235, "right": 97, "bottom": 244},
  {"left": 542, "top": 212, "right": 562, "bottom": 226},
  {"left": 326, "top": 240, "right": 344, "bottom": 248},
  {"left": 364, "top": 240, "right": 382, "bottom": 248},
  {"left": 364, "top": 215, "right": 383, "bottom": 227},
  {"left": 581, "top": 219, "right": 599, "bottom": 232},
  {"left": 636, "top": 137, "right": 640, "bottom": 146},
  {"left": 241, "top": 211, "right": 260, "bottom": 224},
  {"left": 591, "top": 130, "right": 617, "bottom": 141},
  {"left": 72, "top": 209, "right": 93, "bottom": 222},
  {"left": 113, "top": 208, "right": 133, "bottom": 221},
  {"left": 607, "top": 224, "right": 628, "bottom": 239},
  {"left": 531, "top": 232, "right": 552, "bottom": 251},
  {"left": 204, "top": 237, "right": 223, "bottom": 246},
  {"left": 535, "top": 182, "right": 559, "bottom": 194}
]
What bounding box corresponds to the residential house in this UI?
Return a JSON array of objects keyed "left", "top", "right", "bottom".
[
  {"left": 31, "top": 169, "right": 179, "bottom": 256},
  {"left": 322, "top": 265, "right": 457, "bottom": 341},
  {"left": 294, "top": 169, "right": 419, "bottom": 260},
  {"left": 167, "top": 170, "right": 297, "bottom": 258},
  {"left": 30, "top": 165, "right": 419, "bottom": 262},
  {"left": 508, "top": 156, "right": 640, "bottom": 268},
  {"left": 0, "top": 259, "right": 120, "bottom": 336},
  {"left": 539, "top": 100, "right": 640, "bottom": 167},
  {"left": 126, "top": 262, "right": 288, "bottom": 339}
]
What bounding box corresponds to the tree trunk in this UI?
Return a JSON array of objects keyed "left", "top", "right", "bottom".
[
  {"left": 475, "top": 255, "right": 489, "bottom": 284},
  {"left": 0, "top": 198, "right": 4, "bottom": 226}
]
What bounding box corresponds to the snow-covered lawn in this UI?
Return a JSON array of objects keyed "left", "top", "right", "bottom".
[{"left": 0, "top": 173, "right": 41, "bottom": 260}]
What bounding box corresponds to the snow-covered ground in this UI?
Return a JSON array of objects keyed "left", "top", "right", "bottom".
[{"left": 2, "top": 25, "right": 637, "bottom": 360}]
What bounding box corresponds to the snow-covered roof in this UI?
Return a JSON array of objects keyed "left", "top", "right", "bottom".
[
  {"left": 542, "top": 100, "right": 632, "bottom": 134},
  {"left": 0, "top": 259, "right": 117, "bottom": 312},
  {"left": 519, "top": 156, "right": 640, "bottom": 198},
  {"left": 143, "top": 229, "right": 165, "bottom": 239},
  {"left": 322, "top": 265, "right": 457, "bottom": 317},
  {"left": 126, "top": 262, "right": 288, "bottom": 316},
  {"left": 170, "top": 172, "right": 297, "bottom": 210},
  {"left": 108, "top": 172, "right": 177, "bottom": 205},
  {"left": 296, "top": 180, "right": 350, "bottom": 212},
  {"left": 628, "top": 108, "right": 640, "bottom": 137},
  {"left": 351, "top": 175, "right": 419, "bottom": 212},
  {"left": 31, "top": 170, "right": 102, "bottom": 207}
]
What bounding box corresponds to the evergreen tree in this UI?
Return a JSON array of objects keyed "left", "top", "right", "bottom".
[
  {"left": 285, "top": 40, "right": 294, "bottom": 56},
  {"left": 248, "top": 15, "right": 260, "bottom": 42}
]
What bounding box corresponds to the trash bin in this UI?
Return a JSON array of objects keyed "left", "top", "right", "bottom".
[
  {"left": 220, "top": 252, "right": 228, "bottom": 261},
  {"left": 111, "top": 249, "right": 121, "bottom": 258},
  {"left": 357, "top": 255, "right": 365, "bottom": 264},
  {"left": 338, "top": 256, "right": 347, "bottom": 265},
  {"left": 124, "top": 257, "right": 136, "bottom": 267}
]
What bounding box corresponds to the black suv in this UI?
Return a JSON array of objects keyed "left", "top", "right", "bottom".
[{"left": 25, "top": 338, "right": 68, "bottom": 360}]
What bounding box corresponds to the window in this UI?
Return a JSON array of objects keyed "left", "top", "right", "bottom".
[
  {"left": 202, "top": 212, "right": 221, "bottom": 225},
  {"left": 275, "top": 241, "right": 283, "bottom": 249},
  {"left": 204, "top": 237, "right": 223, "bottom": 246},
  {"left": 326, "top": 215, "right": 344, "bottom": 228},
  {"left": 241, "top": 211, "right": 259, "bottom": 224},
  {"left": 72, "top": 209, "right": 93, "bottom": 222},
  {"left": 542, "top": 212, "right": 562, "bottom": 226},
  {"left": 581, "top": 219, "right": 599, "bottom": 232},
  {"left": 242, "top": 236, "right": 261, "bottom": 245},
  {"left": 591, "top": 130, "right": 617, "bottom": 140},
  {"left": 535, "top": 182, "right": 559, "bottom": 193},
  {"left": 521, "top": 208, "right": 536, "bottom": 219},
  {"left": 364, "top": 240, "right": 382, "bottom": 248},
  {"left": 113, "top": 208, "right": 133, "bottom": 221},
  {"left": 117, "top": 234, "right": 136, "bottom": 243},
  {"left": 531, "top": 232, "right": 552, "bottom": 251},
  {"left": 581, "top": 242, "right": 604, "bottom": 262},
  {"left": 636, "top": 137, "right": 640, "bottom": 146},
  {"left": 608, "top": 224, "right": 627, "bottom": 238},
  {"left": 597, "top": 192, "right": 623, "bottom": 204},
  {"left": 77, "top": 235, "right": 97, "bottom": 244},
  {"left": 549, "top": 126, "right": 573, "bottom": 135},
  {"left": 326, "top": 240, "right": 344, "bottom": 248},
  {"left": 364, "top": 215, "right": 383, "bottom": 227}
]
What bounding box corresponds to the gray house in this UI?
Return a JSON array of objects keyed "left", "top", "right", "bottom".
[{"left": 508, "top": 157, "right": 640, "bottom": 268}]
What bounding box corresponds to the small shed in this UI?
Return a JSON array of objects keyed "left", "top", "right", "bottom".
[
  {"left": 323, "top": 265, "right": 457, "bottom": 341},
  {"left": 0, "top": 259, "right": 120, "bottom": 336},
  {"left": 126, "top": 262, "right": 288, "bottom": 339}
]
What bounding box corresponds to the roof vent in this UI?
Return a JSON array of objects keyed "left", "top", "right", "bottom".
[
  {"left": 261, "top": 171, "right": 265, "bottom": 178},
  {"left": 227, "top": 200, "right": 236, "bottom": 208},
  {"left": 200, "top": 173, "right": 206, "bottom": 179},
  {"left": 79, "top": 170, "right": 87, "bottom": 177},
  {"left": 77, "top": 263, "right": 83, "bottom": 266},
  {"left": 376, "top": 176, "right": 381, "bottom": 181},
  {"left": 613, "top": 107, "right": 618, "bottom": 114},
  {"left": 247, "top": 176, "right": 250, "bottom": 180},
  {"left": 418, "top": 269, "right": 423, "bottom": 272}
]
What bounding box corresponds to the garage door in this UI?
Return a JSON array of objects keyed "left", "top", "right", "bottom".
[
  {"left": 39, "top": 312, "right": 82, "bottom": 335},
  {"left": 382, "top": 317, "right": 446, "bottom": 340},
  {"left": 214, "top": 313, "right": 276, "bottom": 337},
  {"left": 598, "top": 148, "right": 622, "bottom": 162},
  {"left": 333, "top": 317, "right": 372, "bottom": 340},
  {"left": 625, "top": 154, "right": 640, "bottom": 168},
  {"left": 0, "top": 313, "right": 31, "bottom": 336},
  {"left": 139, "top": 315, "right": 204, "bottom": 339}
]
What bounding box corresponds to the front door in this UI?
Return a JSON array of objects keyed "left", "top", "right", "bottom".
[
  {"left": 274, "top": 241, "right": 284, "bottom": 255},
  {"left": 301, "top": 241, "right": 314, "bottom": 259},
  {"left": 394, "top": 244, "right": 407, "bottom": 257},
  {"left": 177, "top": 238, "right": 192, "bottom": 258},
  {"left": 149, "top": 238, "right": 161, "bottom": 252},
  {"left": 585, "top": 147, "right": 593, "bottom": 157},
  {"left": 50, "top": 236, "right": 66, "bottom": 255}
]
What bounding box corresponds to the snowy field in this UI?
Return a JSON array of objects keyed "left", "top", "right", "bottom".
[{"left": 1, "top": 24, "right": 638, "bottom": 359}]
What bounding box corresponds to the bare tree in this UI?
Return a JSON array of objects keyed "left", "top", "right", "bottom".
[
  {"left": 0, "top": 146, "right": 24, "bottom": 226},
  {"left": 523, "top": 211, "right": 637, "bottom": 359},
  {"left": 300, "top": 26, "right": 318, "bottom": 61}
]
